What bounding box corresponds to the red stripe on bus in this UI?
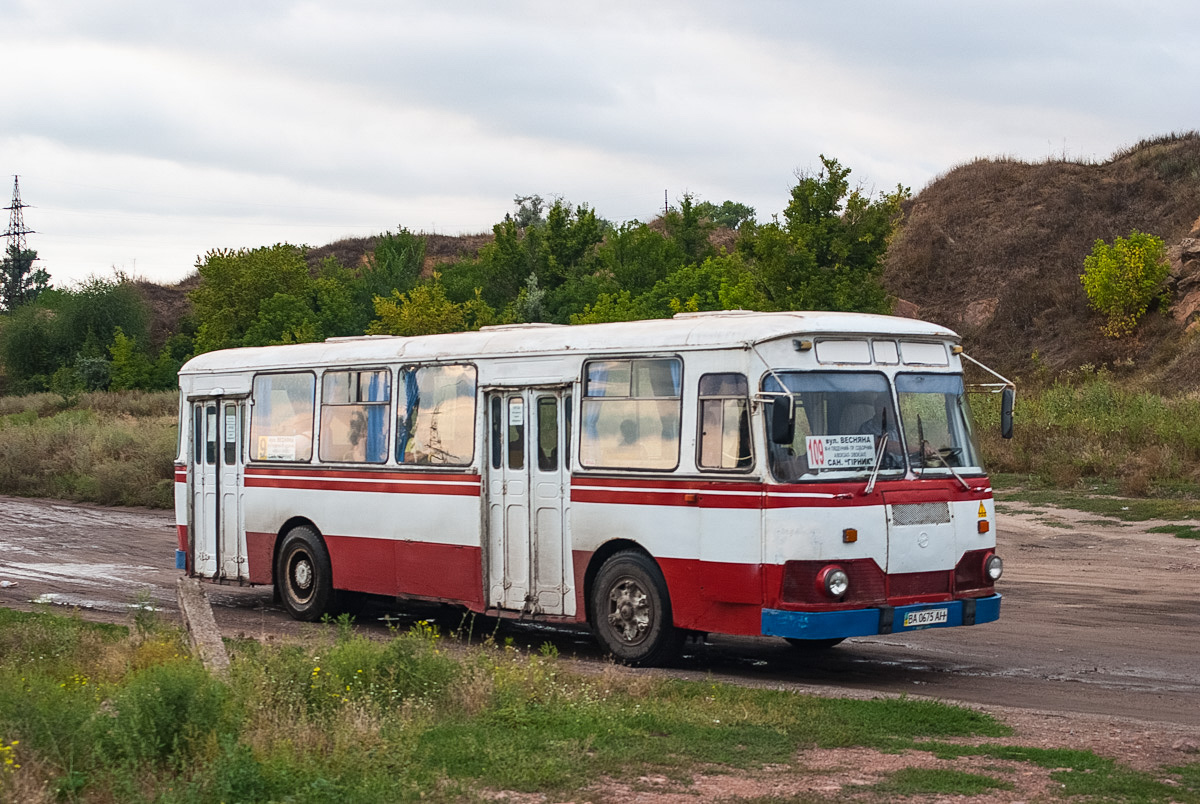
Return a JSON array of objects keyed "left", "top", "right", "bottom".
[
  {"left": 570, "top": 488, "right": 763, "bottom": 509},
  {"left": 245, "top": 476, "right": 481, "bottom": 496},
  {"left": 570, "top": 476, "right": 990, "bottom": 509},
  {"left": 571, "top": 476, "right": 764, "bottom": 493},
  {"left": 245, "top": 466, "right": 480, "bottom": 483}
]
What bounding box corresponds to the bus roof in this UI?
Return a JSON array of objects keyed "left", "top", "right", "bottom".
[{"left": 179, "top": 310, "right": 959, "bottom": 376}]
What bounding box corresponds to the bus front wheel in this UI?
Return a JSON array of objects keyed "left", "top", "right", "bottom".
[
  {"left": 276, "top": 526, "right": 333, "bottom": 621},
  {"left": 591, "top": 551, "right": 682, "bottom": 667}
]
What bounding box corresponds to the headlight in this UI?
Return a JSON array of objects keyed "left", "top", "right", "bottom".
[
  {"left": 984, "top": 553, "right": 1003, "bottom": 582},
  {"left": 817, "top": 566, "right": 849, "bottom": 598}
]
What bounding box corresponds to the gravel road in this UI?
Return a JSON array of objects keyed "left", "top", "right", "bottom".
[{"left": 2, "top": 493, "right": 1199, "bottom": 739}]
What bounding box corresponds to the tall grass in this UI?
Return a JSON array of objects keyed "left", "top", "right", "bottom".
[
  {"left": 974, "top": 366, "right": 1200, "bottom": 495},
  {"left": 0, "top": 608, "right": 1013, "bottom": 803},
  {"left": 0, "top": 391, "right": 177, "bottom": 507}
]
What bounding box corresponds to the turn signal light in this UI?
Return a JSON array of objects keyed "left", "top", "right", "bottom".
[
  {"left": 977, "top": 520, "right": 990, "bottom": 534},
  {"left": 843, "top": 528, "right": 858, "bottom": 543}
]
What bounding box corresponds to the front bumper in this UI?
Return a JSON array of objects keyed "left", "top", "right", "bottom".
[{"left": 761, "top": 594, "right": 1001, "bottom": 640}]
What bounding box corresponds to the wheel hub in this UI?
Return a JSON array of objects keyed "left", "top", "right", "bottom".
[
  {"left": 293, "top": 558, "right": 313, "bottom": 591},
  {"left": 607, "top": 578, "right": 649, "bottom": 643}
]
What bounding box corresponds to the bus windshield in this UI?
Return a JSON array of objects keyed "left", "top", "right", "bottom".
[
  {"left": 764, "top": 372, "right": 903, "bottom": 482},
  {"left": 895, "top": 373, "right": 983, "bottom": 476}
]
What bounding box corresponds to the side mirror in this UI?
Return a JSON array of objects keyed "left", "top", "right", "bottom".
[
  {"left": 770, "top": 397, "right": 795, "bottom": 445},
  {"left": 1000, "top": 387, "right": 1014, "bottom": 439}
]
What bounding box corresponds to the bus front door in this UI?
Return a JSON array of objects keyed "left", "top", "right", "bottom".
[
  {"left": 189, "top": 398, "right": 247, "bottom": 581},
  {"left": 486, "top": 389, "right": 570, "bottom": 615}
]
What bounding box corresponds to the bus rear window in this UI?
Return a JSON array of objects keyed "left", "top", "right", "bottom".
[{"left": 250, "top": 373, "right": 315, "bottom": 462}]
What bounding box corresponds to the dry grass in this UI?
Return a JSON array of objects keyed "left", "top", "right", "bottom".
[{"left": 0, "top": 393, "right": 177, "bottom": 507}]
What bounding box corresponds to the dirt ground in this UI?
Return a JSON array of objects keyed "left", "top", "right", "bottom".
[{"left": 2, "top": 494, "right": 1199, "bottom": 801}]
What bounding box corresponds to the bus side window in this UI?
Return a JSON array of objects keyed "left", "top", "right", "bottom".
[
  {"left": 579, "top": 357, "right": 682, "bottom": 470},
  {"left": 250, "top": 373, "right": 316, "bottom": 462},
  {"left": 396, "top": 365, "right": 477, "bottom": 466},
  {"left": 319, "top": 369, "right": 390, "bottom": 463},
  {"left": 697, "top": 373, "right": 752, "bottom": 471}
]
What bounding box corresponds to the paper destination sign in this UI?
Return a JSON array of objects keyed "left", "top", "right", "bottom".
[{"left": 806, "top": 434, "right": 876, "bottom": 470}]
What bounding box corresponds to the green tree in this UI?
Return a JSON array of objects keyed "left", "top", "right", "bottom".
[
  {"left": 367, "top": 278, "right": 496, "bottom": 337},
  {"left": 351, "top": 229, "right": 426, "bottom": 324},
  {"left": 695, "top": 199, "right": 756, "bottom": 229},
  {"left": 191, "top": 244, "right": 314, "bottom": 352},
  {"left": 739, "top": 155, "right": 907, "bottom": 313},
  {"left": 662, "top": 194, "right": 715, "bottom": 267},
  {"left": 595, "top": 220, "right": 680, "bottom": 294},
  {"left": 108, "top": 327, "right": 155, "bottom": 390},
  {"left": 1080, "top": 230, "right": 1170, "bottom": 337},
  {"left": 0, "top": 244, "right": 49, "bottom": 312},
  {"left": 570, "top": 289, "right": 650, "bottom": 325},
  {"left": 0, "top": 276, "right": 152, "bottom": 392}
]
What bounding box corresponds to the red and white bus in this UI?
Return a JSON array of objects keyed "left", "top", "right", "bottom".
[{"left": 174, "top": 311, "right": 1011, "bottom": 665}]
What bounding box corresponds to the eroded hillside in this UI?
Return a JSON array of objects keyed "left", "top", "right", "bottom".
[{"left": 883, "top": 133, "right": 1200, "bottom": 390}]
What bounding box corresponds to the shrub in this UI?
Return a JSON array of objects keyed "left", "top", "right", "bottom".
[{"left": 1079, "top": 230, "right": 1170, "bottom": 337}]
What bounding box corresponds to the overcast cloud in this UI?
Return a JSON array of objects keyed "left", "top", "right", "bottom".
[{"left": 3, "top": 0, "right": 1196, "bottom": 286}]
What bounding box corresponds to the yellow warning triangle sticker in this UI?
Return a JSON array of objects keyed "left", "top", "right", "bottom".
[{"left": 978, "top": 502, "right": 987, "bottom": 517}]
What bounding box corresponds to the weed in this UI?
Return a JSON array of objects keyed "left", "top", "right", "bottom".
[
  {"left": 1148, "top": 524, "right": 1200, "bottom": 539},
  {"left": 865, "top": 766, "right": 1012, "bottom": 796},
  {"left": 925, "top": 743, "right": 1200, "bottom": 802}
]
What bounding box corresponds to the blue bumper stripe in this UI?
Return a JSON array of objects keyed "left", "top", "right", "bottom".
[{"left": 762, "top": 594, "right": 1001, "bottom": 640}]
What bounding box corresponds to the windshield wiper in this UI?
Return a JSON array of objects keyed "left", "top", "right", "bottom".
[
  {"left": 864, "top": 409, "right": 889, "bottom": 495},
  {"left": 916, "top": 414, "right": 971, "bottom": 491}
]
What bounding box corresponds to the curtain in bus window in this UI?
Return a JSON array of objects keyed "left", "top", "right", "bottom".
[
  {"left": 582, "top": 361, "right": 613, "bottom": 446},
  {"left": 396, "top": 365, "right": 477, "bottom": 465},
  {"left": 580, "top": 357, "right": 681, "bottom": 470},
  {"left": 396, "top": 369, "right": 421, "bottom": 461},
  {"left": 250, "top": 373, "right": 315, "bottom": 462}
]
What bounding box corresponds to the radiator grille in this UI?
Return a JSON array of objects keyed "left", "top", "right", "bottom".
[{"left": 890, "top": 501, "right": 950, "bottom": 526}]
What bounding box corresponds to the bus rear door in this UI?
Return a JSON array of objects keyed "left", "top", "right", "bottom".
[{"left": 189, "top": 397, "right": 247, "bottom": 581}]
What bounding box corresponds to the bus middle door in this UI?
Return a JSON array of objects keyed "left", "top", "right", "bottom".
[{"left": 486, "top": 389, "right": 569, "bottom": 615}]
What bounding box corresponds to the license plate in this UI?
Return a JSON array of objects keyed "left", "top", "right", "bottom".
[{"left": 903, "top": 607, "right": 948, "bottom": 628}]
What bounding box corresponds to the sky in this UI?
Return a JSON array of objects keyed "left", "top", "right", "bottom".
[{"left": 2, "top": 0, "right": 1197, "bottom": 287}]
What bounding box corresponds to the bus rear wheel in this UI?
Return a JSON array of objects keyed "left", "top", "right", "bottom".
[
  {"left": 591, "top": 551, "right": 682, "bottom": 667},
  {"left": 276, "top": 526, "right": 333, "bottom": 621}
]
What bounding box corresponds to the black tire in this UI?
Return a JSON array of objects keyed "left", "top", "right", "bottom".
[
  {"left": 276, "top": 526, "right": 333, "bottom": 621},
  {"left": 784, "top": 637, "right": 845, "bottom": 651},
  {"left": 591, "top": 550, "right": 682, "bottom": 667}
]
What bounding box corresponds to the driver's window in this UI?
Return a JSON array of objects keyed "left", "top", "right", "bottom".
[{"left": 697, "top": 373, "right": 752, "bottom": 471}]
